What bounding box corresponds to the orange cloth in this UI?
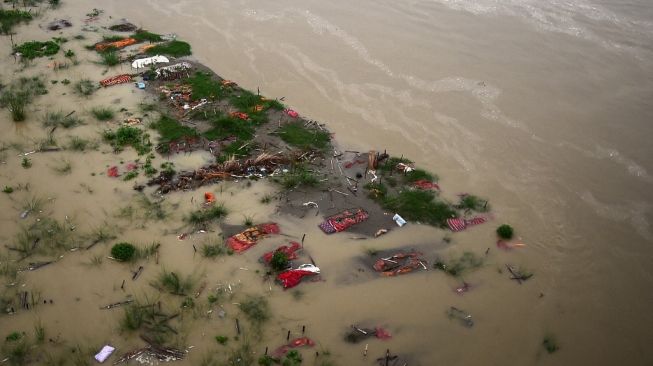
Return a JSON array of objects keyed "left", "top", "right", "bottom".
[{"left": 95, "top": 38, "right": 137, "bottom": 51}]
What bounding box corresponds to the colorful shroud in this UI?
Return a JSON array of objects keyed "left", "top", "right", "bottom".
[
  {"left": 226, "top": 223, "right": 280, "bottom": 253},
  {"left": 446, "top": 217, "right": 487, "bottom": 232},
  {"left": 100, "top": 74, "right": 132, "bottom": 87},
  {"left": 318, "top": 208, "right": 369, "bottom": 234}
]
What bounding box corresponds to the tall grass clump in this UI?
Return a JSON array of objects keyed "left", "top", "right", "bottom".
[
  {"left": 91, "top": 106, "right": 114, "bottom": 121},
  {"left": 187, "top": 204, "right": 228, "bottom": 227},
  {"left": 239, "top": 295, "right": 270, "bottom": 328},
  {"left": 99, "top": 48, "right": 120, "bottom": 66},
  {"left": 73, "top": 78, "right": 97, "bottom": 97},
  {"left": 155, "top": 270, "right": 195, "bottom": 295},
  {"left": 0, "top": 77, "right": 47, "bottom": 122},
  {"left": 0, "top": 9, "right": 33, "bottom": 35},
  {"left": 42, "top": 111, "right": 82, "bottom": 128}
]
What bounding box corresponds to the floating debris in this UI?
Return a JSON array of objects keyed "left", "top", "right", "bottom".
[{"left": 447, "top": 306, "right": 474, "bottom": 327}]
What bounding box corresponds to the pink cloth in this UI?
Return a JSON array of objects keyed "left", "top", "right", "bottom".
[{"left": 284, "top": 109, "right": 299, "bottom": 118}]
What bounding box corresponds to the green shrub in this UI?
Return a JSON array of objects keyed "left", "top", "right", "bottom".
[
  {"left": 543, "top": 335, "right": 559, "bottom": 353},
  {"left": 382, "top": 190, "right": 456, "bottom": 228},
  {"left": 497, "top": 224, "right": 514, "bottom": 240},
  {"left": 215, "top": 335, "right": 228, "bottom": 345},
  {"left": 239, "top": 295, "right": 270, "bottom": 327},
  {"left": 270, "top": 251, "right": 289, "bottom": 272},
  {"left": 103, "top": 126, "right": 152, "bottom": 155},
  {"left": 111, "top": 242, "right": 136, "bottom": 261},
  {"left": 73, "top": 79, "right": 97, "bottom": 97},
  {"left": 91, "top": 107, "right": 114, "bottom": 121},
  {"left": 14, "top": 41, "right": 60, "bottom": 59}
]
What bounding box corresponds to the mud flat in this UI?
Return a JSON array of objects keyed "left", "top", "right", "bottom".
[{"left": 0, "top": 3, "right": 545, "bottom": 366}]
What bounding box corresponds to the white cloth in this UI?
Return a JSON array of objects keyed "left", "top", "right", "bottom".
[
  {"left": 94, "top": 345, "right": 115, "bottom": 363},
  {"left": 131, "top": 55, "right": 169, "bottom": 69},
  {"left": 296, "top": 264, "right": 320, "bottom": 273}
]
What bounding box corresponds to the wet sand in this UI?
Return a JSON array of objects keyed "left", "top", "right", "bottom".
[{"left": 0, "top": 1, "right": 652, "bottom": 366}]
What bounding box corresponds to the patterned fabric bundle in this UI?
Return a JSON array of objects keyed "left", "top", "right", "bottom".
[
  {"left": 446, "top": 216, "right": 487, "bottom": 232},
  {"left": 100, "top": 74, "right": 132, "bottom": 87},
  {"left": 226, "top": 223, "right": 280, "bottom": 253},
  {"left": 95, "top": 37, "right": 137, "bottom": 51},
  {"left": 412, "top": 179, "right": 440, "bottom": 190},
  {"left": 318, "top": 208, "right": 369, "bottom": 234}
]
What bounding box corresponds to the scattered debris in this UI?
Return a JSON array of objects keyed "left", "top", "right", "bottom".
[
  {"left": 447, "top": 306, "right": 474, "bottom": 327},
  {"left": 100, "top": 299, "right": 134, "bottom": 310},
  {"left": 373, "top": 251, "right": 427, "bottom": 276},
  {"left": 47, "top": 19, "right": 72, "bottom": 31},
  {"left": 506, "top": 264, "right": 533, "bottom": 284},
  {"left": 109, "top": 20, "right": 137, "bottom": 32},
  {"left": 345, "top": 325, "right": 391, "bottom": 343}
]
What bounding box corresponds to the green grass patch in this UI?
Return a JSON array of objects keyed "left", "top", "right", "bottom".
[
  {"left": 151, "top": 115, "right": 198, "bottom": 143},
  {"left": 99, "top": 48, "right": 120, "bottom": 66},
  {"left": 203, "top": 115, "right": 255, "bottom": 141},
  {"left": 230, "top": 90, "right": 282, "bottom": 112},
  {"left": 201, "top": 243, "right": 226, "bottom": 258},
  {"left": 103, "top": 126, "right": 152, "bottom": 155},
  {"left": 155, "top": 270, "right": 195, "bottom": 295},
  {"left": 187, "top": 204, "right": 228, "bottom": 227},
  {"left": 457, "top": 194, "right": 489, "bottom": 212},
  {"left": 281, "top": 166, "right": 319, "bottom": 189},
  {"left": 102, "top": 35, "right": 124, "bottom": 42},
  {"left": 0, "top": 9, "right": 32, "bottom": 35},
  {"left": 279, "top": 121, "right": 330, "bottom": 150},
  {"left": 382, "top": 189, "right": 456, "bottom": 227},
  {"left": 186, "top": 72, "right": 229, "bottom": 101},
  {"left": 14, "top": 40, "right": 60, "bottom": 59},
  {"left": 91, "top": 107, "right": 114, "bottom": 121},
  {"left": 239, "top": 295, "right": 270, "bottom": 328},
  {"left": 146, "top": 40, "right": 191, "bottom": 57},
  {"left": 130, "top": 30, "right": 162, "bottom": 42}
]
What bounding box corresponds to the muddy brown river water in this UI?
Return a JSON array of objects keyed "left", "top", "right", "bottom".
[{"left": 1, "top": 0, "right": 652, "bottom": 365}]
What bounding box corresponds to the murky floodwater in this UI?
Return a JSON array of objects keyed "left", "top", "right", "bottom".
[{"left": 1, "top": 0, "right": 652, "bottom": 365}]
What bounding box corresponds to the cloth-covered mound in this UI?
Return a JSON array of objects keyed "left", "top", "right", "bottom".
[
  {"left": 318, "top": 208, "right": 369, "bottom": 234},
  {"left": 226, "top": 223, "right": 280, "bottom": 253},
  {"left": 446, "top": 216, "right": 487, "bottom": 232}
]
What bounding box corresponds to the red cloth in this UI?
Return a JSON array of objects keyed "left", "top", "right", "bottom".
[
  {"left": 100, "top": 74, "right": 132, "bottom": 87},
  {"left": 262, "top": 242, "right": 301, "bottom": 264},
  {"left": 272, "top": 337, "right": 315, "bottom": 357},
  {"left": 107, "top": 166, "right": 119, "bottom": 177},
  {"left": 318, "top": 208, "right": 369, "bottom": 234},
  {"left": 412, "top": 179, "right": 440, "bottom": 190},
  {"left": 375, "top": 327, "right": 392, "bottom": 340},
  {"left": 446, "top": 216, "right": 487, "bottom": 232},
  {"left": 276, "top": 270, "right": 316, "bottom": 289},
  {"left": 284, "top": 109, "right": 299, "bottom": 118},
  {"left": 226, "top": 223, "right": 280, "bottom": 253}
]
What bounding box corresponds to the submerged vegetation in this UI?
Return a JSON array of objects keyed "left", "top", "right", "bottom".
[
  {"left": 103, "top": 126, "right": 152, "bottom": 154},
  {"left": 14, "top": 40, "right": 59, "bottom": 59},
  {"left": 0, "top": 76, "right": 47, "bottom": 122},
  {"left": 0, "top": 9, "right": 32, "bottom": 35},
  {"left": 42, "top": 111, "right": 82, "bottom": 128},
  {"left": 187, "top": 204, "right": 228, "bottom": 228},
  {"left": 145, "top": 40, "right": 191, "bottom": 57},
  {"left": 434, "top": 252, "right": 484, "bottom": 276}
]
